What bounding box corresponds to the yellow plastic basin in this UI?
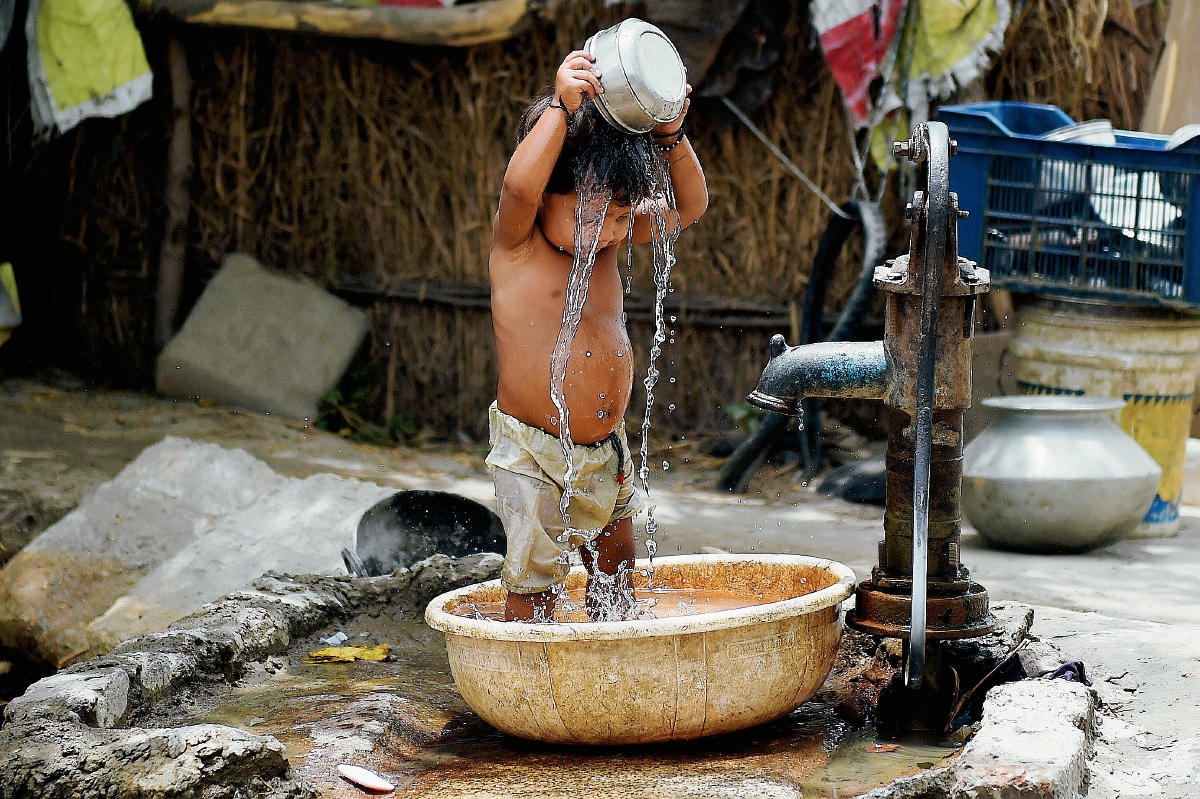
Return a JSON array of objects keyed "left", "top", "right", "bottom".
[{"left": 424, "top": 554, "right": 856, "bottom": 745}]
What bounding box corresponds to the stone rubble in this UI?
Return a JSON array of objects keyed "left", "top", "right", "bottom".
[{"left": 0, "top": 553, "right": 502, "bottom": 799}]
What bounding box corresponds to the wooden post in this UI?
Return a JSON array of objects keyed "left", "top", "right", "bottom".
[{"left": 155, "top": 35, "right": 193, "bottom": 347}]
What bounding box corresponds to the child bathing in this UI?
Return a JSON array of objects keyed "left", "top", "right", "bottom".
[{"left": 487, "top": 49, "right": 709, "bottom": 621}]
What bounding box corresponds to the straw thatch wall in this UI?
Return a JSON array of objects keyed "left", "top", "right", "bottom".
[{"left": 13, "top": 0, "right": 1167, "bottom": 438}]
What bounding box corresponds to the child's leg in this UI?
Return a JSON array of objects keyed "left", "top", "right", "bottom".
[
  {"left": 494, "top": 469, "right": 570, "bottom": 621},
  {"left": 580, "top": 516, "right": 635, "bottom": 576},
  {"left": 579, "top": 516, "right": 635, "bottom": 618},
  {"left": 505, "top": 588, "right": 556, "bottom": 621}
]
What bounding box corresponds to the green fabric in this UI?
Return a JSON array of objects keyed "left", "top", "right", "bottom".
[
  {"left": 36, "top": 0, "right": 149, "bottom": 110},
  {"left": 908, "top": 0, "right": 1001, "bottom": 80}
]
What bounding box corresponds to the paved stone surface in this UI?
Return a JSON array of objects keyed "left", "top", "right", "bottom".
[
  {"left": 156, "top": 253, "right": 368, "bottom": 421},
  {"left": 3, "top": 382, "right": 1200, "bottom": 795}
]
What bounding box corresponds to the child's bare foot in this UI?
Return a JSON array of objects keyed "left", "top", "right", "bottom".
[{"left": 505, "top": 590, "right": 556, "bottom": 621}]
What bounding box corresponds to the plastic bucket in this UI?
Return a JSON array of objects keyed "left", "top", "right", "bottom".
[{"left": 1010, "top": 298, "right": 1200, "bottom": 536}]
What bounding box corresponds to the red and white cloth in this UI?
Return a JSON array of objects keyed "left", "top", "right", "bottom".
[{"left": 812, "top": 0, "right": 905, "bottom": 128}]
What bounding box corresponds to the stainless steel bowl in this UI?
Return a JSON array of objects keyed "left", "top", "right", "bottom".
[{"left": 585, "top": 19, "right": 686, "bottom": 135}]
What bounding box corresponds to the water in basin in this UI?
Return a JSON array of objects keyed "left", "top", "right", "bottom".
[{"left": 451, "top": 585, "right": 777, "bottom": 621}]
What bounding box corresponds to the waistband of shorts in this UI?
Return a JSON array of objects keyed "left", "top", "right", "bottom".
[{"left": 490, "top": 401, "right": 625, "bottom": 448}]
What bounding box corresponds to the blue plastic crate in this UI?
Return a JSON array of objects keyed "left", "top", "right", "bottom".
[{"left": 939, "top": 102, "right": 1200, "bottom": 308}]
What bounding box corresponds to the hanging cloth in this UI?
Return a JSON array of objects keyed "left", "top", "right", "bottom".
[
  {"left": 25, "top": 0, "right": 152, "bottom": 137},
  {"left": 902, "top": 0, "right": 1011, "bottom": 124},
  {"left": 0, "top": 262, "right": 21, "bottom": 349},
  {"left": 811, "top": 0, "right": 906, "bottom": 128}
]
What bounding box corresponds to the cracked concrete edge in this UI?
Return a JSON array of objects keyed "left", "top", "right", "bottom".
[
  {"left": 0, "top": 552, "right": 503, "bottom": 799},
  {"left": 862, "top": 679, "right": 1098, "bottom": 799}
]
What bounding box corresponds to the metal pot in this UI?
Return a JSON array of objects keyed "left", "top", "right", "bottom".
[
  {"left": 962, "top": 396, "right": 1161, "bottom": 552},
  {"left": 585, "top": 18, "right": 686, "bottom": 135}
]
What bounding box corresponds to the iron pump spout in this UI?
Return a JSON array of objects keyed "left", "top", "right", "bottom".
[
  {"left": 747, "top": 122, "right": 995, "bottom": 711},
  {"left": 748, "top": 338, "right": 889, "bottom": 413}
]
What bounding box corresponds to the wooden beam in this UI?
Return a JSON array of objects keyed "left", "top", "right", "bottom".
[
  {"left": 154, "top": 0, "right": 529, "bottom": 47},
  {"left": 155, "top": 36, "right": 193, "bottom": 347}
]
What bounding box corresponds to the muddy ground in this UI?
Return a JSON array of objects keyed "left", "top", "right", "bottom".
[{"left": 2, "top": 378, "right": 1199, "bottom": 795}]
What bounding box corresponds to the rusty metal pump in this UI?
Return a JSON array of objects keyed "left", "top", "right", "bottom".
[{"left": 747, "top": 121, "right": 994, "bottom": 694}]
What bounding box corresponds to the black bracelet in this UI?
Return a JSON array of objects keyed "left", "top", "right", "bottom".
[
  {"left": 660, "top": 135, "right": 685, "bottom": 153},
  {"left": 652, "top": 120, "right": 685, "bottom": 140},
  {"left": 548, "top": 98, "right": 571, "bottom": 117}
]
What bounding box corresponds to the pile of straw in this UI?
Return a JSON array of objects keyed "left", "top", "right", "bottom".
[{"left": 28, "top": 0, "right": 1168, "bottom": 437}]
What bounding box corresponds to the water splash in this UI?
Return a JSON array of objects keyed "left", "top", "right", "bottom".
[
  {"left": 638, "top": 184, "right": 681, "bottom": 571},
  {"left": 625, "top": 214, "right": 635, "bottom": 295},
  {"left": 548, "top": 182, "right": 613, "bottom": 530},
  {"left": 545, "top": 143, "right": 678, "bottom": 599}
]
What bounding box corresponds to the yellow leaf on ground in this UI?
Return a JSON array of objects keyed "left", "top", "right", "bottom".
[{"left": 303, "top": 643, "right": 390, "bottom": 663}]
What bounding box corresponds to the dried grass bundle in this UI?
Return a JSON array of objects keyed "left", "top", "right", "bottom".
[
  {"left": 185, "top": 2, "right": 865, "bottom": 435},
  {"left": 987, "top": 0, "right": 1166, "bottom": 129}
]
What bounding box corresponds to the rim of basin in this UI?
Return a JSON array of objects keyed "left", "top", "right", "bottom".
[
  {"left": 981, "top": 395, "right": 1125, "bottom": 414},
  {"left": 425, "top": 554, "right": 856, "bottom": 642}
]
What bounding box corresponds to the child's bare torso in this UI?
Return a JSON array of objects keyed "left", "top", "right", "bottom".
[{"left": 490, "top": 224, "right": 634, "bottom": 445}]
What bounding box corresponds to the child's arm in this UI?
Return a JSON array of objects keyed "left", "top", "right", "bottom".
[
  {"left": 493, "top": 52, "right": 603, "bottom": 253},
  {"left": 631, "top": 87, "right": 709, "bottom": 244}
]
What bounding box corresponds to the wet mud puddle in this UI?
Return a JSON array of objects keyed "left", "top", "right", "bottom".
[{"left": 171, "top": 617, "right": 958, "bottom": 798}]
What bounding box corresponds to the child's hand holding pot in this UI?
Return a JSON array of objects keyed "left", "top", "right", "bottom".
[{"left": 555, "top": 50, "right": 603, "bottom": 114}]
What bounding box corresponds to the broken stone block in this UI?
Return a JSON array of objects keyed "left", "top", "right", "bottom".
[
  {"left": 156, "top": 252, "right": 369, "bottom": 421},
  {"left": 87, "top": 474, "right": 394, "bottom": 647},
  {"left": 0, "top": 437, "right": 280, "bottom": 667},
  {"left": 952, "top": 679, "right": 1096, "bottom": 798}
]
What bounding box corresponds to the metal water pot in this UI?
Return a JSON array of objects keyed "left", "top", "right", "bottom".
[
  {"left": 585, "top": 18, "right": 686, "bottom": 134},
  {"left": 962, "top": 396, "right": 1161, "bottom": 552}
]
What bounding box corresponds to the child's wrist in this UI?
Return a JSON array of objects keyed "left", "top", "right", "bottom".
[
  {"left": 548, "top": 97, "right": 573, "bottom": 119},
  {"left": 652, "top": 120, "right": 684, "bottom": 139},
  {"left": 657, "top": 131, "right": 686, "bottom": 152}
]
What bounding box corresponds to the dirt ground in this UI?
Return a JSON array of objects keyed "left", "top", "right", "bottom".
[{"left": 2, "top": 377, "right": 1199, "bottom": 795}]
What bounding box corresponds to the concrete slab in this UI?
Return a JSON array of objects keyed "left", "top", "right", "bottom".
[
  {"left": 87, "top": 472, "right": 395, "bottom": 648},
  {"left": 0, "top": 555, "right": 503, "bottom": 799},
  {"left": 1031, "top": 607, "right": 1200, "bottom": 798},
  {"left": 156, "top": 253, "right": 369, "bottom": 421},
  {"left": 0, "top": 437, "right": 280, "bottom": 667},
  {"left": 952, "top": 680, "right": 1096, "bottom": 798}
]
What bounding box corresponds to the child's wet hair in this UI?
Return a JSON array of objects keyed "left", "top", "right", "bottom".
[{"left": 517, "top": 90, "right": 668, "bottom": 206}]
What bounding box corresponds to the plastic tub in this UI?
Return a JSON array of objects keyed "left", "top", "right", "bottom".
[{"left": 425, "top": 554, "right": 855, "bottom": 745}]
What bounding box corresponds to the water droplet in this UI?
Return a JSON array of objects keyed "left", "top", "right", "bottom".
[
  {"left": 617, "top": 350, "right": 624, "bottom": 357},
  {"left": 670, "top": 315, "right": 677, "bottom": 323},
  {"left": 668, "top": 403, "right": 676, "bottom": 411},
  {"left": 586, "top": 351, "right": 592, "bottom": 357},
  {"left": 599, "top": 393, "right": 606, "bottom": 399},
  {"left": 597, "top": 411, "right": 604, "bottom": 418},
  {"left": 669, "top": 377, "right": 676, "bottom": 383},
  {"left": 662, "top": 460, "right": 670, "bottom": 470}
]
